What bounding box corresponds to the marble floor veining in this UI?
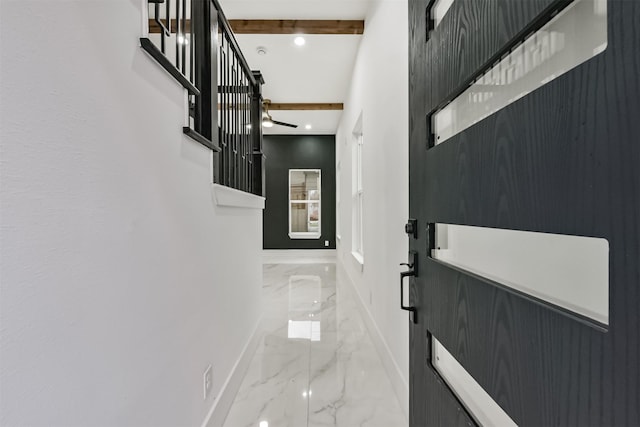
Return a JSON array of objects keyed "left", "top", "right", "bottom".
[{"left": 222, "top": 263, "right": 407, "bottom": 427}]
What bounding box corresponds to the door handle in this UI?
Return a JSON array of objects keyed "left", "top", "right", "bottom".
[{"left": 400, "top": 262, "right": 417, "bottom": 323}]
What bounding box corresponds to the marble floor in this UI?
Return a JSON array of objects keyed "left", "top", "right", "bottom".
[{"left": 222, "top": 263, "right": 407, "bottom": 427}]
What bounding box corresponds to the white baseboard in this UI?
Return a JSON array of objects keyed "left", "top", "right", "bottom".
[
  {"left": 262, "top": 249, "right": 336, "bottom": 264},
  {"left": 337, "top": 261, "right": 409, "bottom": 422},
  {"left": 201, "top": 322, "right": 263, "bottom": 427}
]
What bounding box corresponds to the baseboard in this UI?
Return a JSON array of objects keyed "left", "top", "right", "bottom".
[
  {"left": 337, "top": 260, "right": 410, "bottom": 422},
  {"left": 201, "top": 321, "right": 263, "bottom": 427},
  {"left": 262, "top": 249, "right": 337, "bottom": 264}
]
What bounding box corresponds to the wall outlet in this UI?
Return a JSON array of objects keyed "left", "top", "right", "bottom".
[
  {"left": 324, "top": 240, "right": 329, "bottom": 247},
  {"left": 203, "top": 365, "right": 213, "bottom": 400}
]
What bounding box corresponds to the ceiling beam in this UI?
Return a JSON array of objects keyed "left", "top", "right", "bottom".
[
  {"left": 149, "top": 20, "right": 364, "bottom": 35},
  {"left": 228, "top": 20, "right": 364, "bottom": 35},
  {"left": 217, "top": 103, "right": 344, "bottom": 111},
  {"left": 149, "top": 19, "right": 191, "bottom": 34},
  {"left": 268, "top": 103, "right": 344, "bottom": 111}
]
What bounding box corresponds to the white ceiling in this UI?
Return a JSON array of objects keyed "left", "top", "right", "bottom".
[
  {"left": 265, "top": 110, "right": 343, "bottom": 135},
  {"left": 219, "top": 0, "right": 370, "bottom": 135},
  {"left": 239, "top": 34, "right": 360, "bottom": 103}
]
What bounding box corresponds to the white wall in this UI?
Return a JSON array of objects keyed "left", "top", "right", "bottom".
[
  {"left": 335, "top": 0, "right": 409, "bottom": 415},
  {"left": 0, "top": 1, "right": 262, "bottom": 426}
]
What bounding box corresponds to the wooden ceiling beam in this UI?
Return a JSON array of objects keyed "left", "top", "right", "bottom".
[
  {"left": 217, "top": 103, "right": 344, "bottom": 111},
  {"left": 268, "top": 103, "right": 344, "bottom": 111},
  {"left": 228, "top": 20, "right": 364, "bottom": 35},
  {"left": 149, "top": 19, "right": 191, "bottom": 34},
  {"left": 149, "top": 20, "right": 364, "bottom": 35}
]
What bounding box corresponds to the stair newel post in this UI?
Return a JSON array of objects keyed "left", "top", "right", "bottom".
[
  {"left": 192, "top": 0, "right": 220, "bottom": 182},
  {"left": 251, "top": 70, "right": 266, "bottom": 197}
]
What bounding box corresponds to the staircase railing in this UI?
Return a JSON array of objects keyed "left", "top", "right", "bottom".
[{"left": 141, "top": 0, "right": 265, "bottom": 196}]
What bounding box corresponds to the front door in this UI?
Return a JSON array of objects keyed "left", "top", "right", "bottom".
[{"left": 407, "top": 0, "right": 640, "bottom": 425}]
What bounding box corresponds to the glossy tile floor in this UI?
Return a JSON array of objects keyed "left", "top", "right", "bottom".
[{"left": 223, "top": 263, "right": 407, "bottom": 427}]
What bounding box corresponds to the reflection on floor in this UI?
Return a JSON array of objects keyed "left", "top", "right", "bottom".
[{"left": 223, "top": 263, "right": 407, "bottom": 427}]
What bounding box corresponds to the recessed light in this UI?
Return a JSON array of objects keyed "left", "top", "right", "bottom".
[
  {"left": 305, "top": 124, "right": 312, "bottom": 130},
  {"left": 294, "top": 36, "right": 306, "bottom": 46},
  {"left": 256, "top": 46, "right": 267, "bottom": 55}
]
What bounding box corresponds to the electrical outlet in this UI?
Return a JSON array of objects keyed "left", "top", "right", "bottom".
[
  {"left": 203, "top": 365, "right": 212, "bottom": 400},
  {"left": 324, "top": 240, "right": 329, "bottom": 247}
]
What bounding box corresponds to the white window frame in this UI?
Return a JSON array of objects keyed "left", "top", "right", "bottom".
[
  {"left": 288, "top": 169, "right": 322, "bottom": 239},
  {"left": 352, "top": 115, "right": 364, "bottom": 263}
]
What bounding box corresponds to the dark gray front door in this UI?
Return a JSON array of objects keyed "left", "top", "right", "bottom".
[{"left": 407, "top": 0, "right": 640, "bottom": 425}]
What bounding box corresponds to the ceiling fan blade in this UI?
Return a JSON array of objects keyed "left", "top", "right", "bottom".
[{"left": 271, "top": 120, "right": 298, "bottom": 128}]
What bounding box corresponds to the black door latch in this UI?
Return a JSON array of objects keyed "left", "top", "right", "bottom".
[{"left": 405, "top": 218, "right": 417, "bottom": 239}]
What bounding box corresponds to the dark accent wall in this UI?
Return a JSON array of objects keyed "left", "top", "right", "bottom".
[{"left": 263, "top": 135, "right": 336, "bottom": 249}]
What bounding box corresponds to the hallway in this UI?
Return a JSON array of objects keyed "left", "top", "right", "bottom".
[{"left": 223, "top": 263, "right": 407, "bottom": 427}]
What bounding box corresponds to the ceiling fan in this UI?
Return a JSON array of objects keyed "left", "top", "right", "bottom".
[{"left": 262, "top": 99, "right": 298, "bottom": 128}]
